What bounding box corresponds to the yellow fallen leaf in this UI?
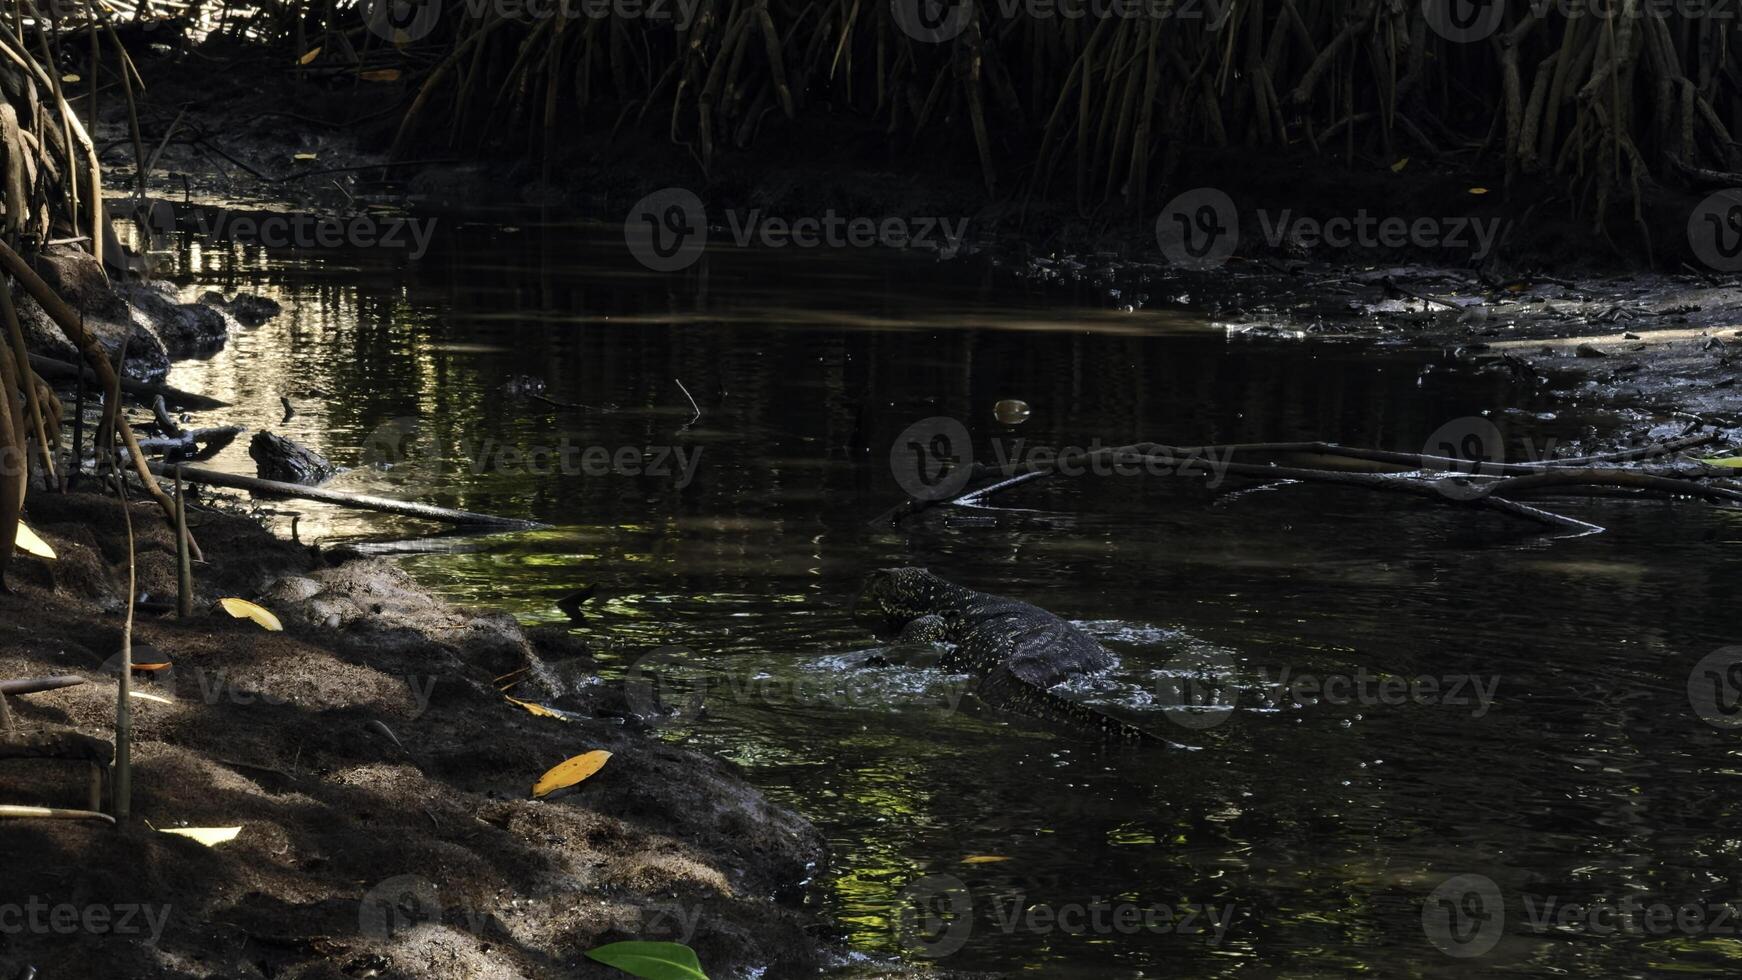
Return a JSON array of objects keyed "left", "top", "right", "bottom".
[
  {"left": 532, "top": 750, "right": 611, "bottom": 799},
  {"left": 507, "top": 696, "right": 571, "bottom": 722},
  {"left": 962, "top": 855, "right": 1011, "bottom": 864},
  {"left": 1700, "top": 457, "right": 1742, "bottom": 468},
  {"left": 160, "top": 826, "right": 241, "bottom": 846},
  {"left": 1468, "top": 187, "right": 1489, "bottom": 195},
  {"left": 359, "top": 69, "right": 402, "bottom": 82},
  {"left": 1390, "top": 157, "right": 1409, "bottom": 172},
  {"left": 14, "top": 522, "right": 55, "bottom": 559},
  {"left": 298, "top": 46, "right": 321, "bottom": 65},
  {"left": 292, "top": 152, "right": 318, "bottom": 162},
  {"left": 129, "top": 691, "right": 173, "bottom": 704},
  {"left": 61, "top": 73, "right": 79, "bottom": 84},
  {"left": 219, "top": 597, "right": 283, "bottom": 631}
]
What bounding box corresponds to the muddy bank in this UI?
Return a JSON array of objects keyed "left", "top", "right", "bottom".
[{"left": 0, "top": 491, "right": 842, "bottom": 979}]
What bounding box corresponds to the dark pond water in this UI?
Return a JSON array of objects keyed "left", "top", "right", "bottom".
[{"left": 135, "top": 213, "right": 1742, "bottom": 977}]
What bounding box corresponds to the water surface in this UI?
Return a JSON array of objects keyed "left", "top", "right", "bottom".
[{"left": 142, "top": 214, "right": 1742, "bottom": 977}]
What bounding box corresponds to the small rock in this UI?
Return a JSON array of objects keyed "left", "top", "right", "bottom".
[
  {"left": 1623, "top": 332, "right": 1640, "bottom": 340},
  {"left": 1575, "top": 343, "right": 1608, "bottom": 358},
  {"left": 993, "top": 399, "right": 1031, "bottom": 426},
  {"left": 118, "top": 281, "right": 233, "bottom": 359},
  {"left": 200, "top": 290, "right": 283, "bottom": 327}
]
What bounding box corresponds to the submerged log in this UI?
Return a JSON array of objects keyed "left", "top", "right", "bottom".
[
  {"left": 249, "top": 431, "right": 337, "bottom": 485},
  {"left": 878, "top": 431, "right": 1735, "bottom": 536},
  {"left": 147, "top": 462, "right": 545, "bottom": 529},
  {"left": 27, "top": 353, "right": 231, "bottom": 410}
]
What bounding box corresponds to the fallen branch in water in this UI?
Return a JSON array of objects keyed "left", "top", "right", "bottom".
[
  {"left": 146, "top": 462, "right": 546, "bottom": 529},
  {"left": 132, "top": 425, "right": 243, "bottom": 460},
  {"left": 877, "top": 431, "right": 1735, "bottom": 535},
  {"left": 27, "top": 353, "right": 231, "bottom": 410}
]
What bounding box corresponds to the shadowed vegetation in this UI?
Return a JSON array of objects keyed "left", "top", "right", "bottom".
[{"left": 228, "top": 0, "right": 1742, "bottom": 245}]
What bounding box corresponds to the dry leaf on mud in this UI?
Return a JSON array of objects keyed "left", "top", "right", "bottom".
[
  {"left": 14, "top": 522, "right": 54, "bottom": 559},
  {"left": 507, "top": 696, "right": 571, "bottom": 721},
  {"left": 160, "top": 826, "right": 241, "bottom": 846},
  {"left": 219, "top": 598, "right": 284, "bottom": 631},
  {"left": 532, "top": 750, "right": 611, "bottom": 799}
]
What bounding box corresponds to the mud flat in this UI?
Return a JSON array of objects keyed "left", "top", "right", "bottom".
[{"left": 0, "top": 490, "right": 845, "bottom": 979}]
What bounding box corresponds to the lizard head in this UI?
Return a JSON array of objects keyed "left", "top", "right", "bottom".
[{"left": 852, "top": 567, "right": 945, "bottom": 633}]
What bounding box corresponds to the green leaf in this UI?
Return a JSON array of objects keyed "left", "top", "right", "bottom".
[
  {"left": 583, "top": 941, "right": 708, "bottom": 980},
  {"left": 1699, "top": 457, "right": 1742, "bottom": 468}
]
